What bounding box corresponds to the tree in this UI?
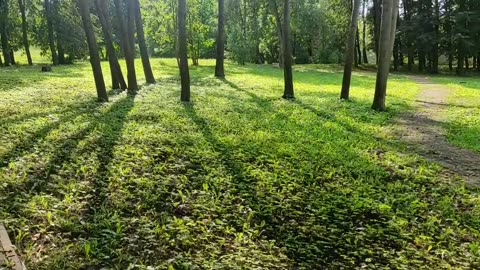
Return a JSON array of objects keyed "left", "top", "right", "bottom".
[
  {"left": 44, "top": 0, "right": 59, "bottom": 65},
  {"left": 341, "top": 0, "right": 361, "bottom": 100},
  {"left": 94, "top": 0, "right": 127, "bottom": 90},
  {"left": 362, "top": 0, "right": 368, "bottom": 64},
  {"left": 133, "top": 0, "right": 155, "bottom": 84},
  {"left": 119, "top": 0, "right": 138, "bottom": 93},
  {"left": 372, "top": 0, "right": 399, "bottom": 111},
  {"left": 282, "top": 0, "right": 294, "bottom": 99},
  {"left": 214, "top": 0, "right": 225, "bottom": 78},
  {"left": 18, "top": 0, "right": 32, "bottom": 65},
  {"left": 78, "top": 0, "right": 108, "bottom": 102},
  {"left": 178, "top": 0, "right": 190, "bottom": 102},
  {"left": 0, "top": 0, "right": 12, "bottom": 66}
]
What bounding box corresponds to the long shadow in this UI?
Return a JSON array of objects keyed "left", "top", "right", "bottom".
[
  {"left": 181, "top": 93, "right": 409, "bottom": 268},
  {"left": 0, "top": 98, "right": 102, "bottom": 168},
  {"left": 415, "top": 100, "right": 480, "bottom": 109},
  {"left": 1, "top": 96, "right": 135, "bottom": 213}
]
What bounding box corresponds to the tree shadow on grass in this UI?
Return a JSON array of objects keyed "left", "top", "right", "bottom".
[
  {"left": 182, "top": 80, "right": 420, "bottom": 268},
  {"left": 1, "top": 95, "right": 135, "bottom": 218}
]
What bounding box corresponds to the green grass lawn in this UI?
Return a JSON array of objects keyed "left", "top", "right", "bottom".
[
  {"left": 431, "top": 76, "right": 480, "bottom": 153},
  {"left": 1, "top": 59, "right": 480, "bottom": 269}
]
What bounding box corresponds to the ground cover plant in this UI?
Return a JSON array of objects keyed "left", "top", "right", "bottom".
[
  {"left": 1, "top": 59, "right": 480, "bottom": 269},
  {"left": 432, "top": 76, "right": 480, "bottom": 153}
]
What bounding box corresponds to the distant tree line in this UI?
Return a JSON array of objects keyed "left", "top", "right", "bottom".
[{"left": 0, "top": 0, "right": 478, "bottom": 108}]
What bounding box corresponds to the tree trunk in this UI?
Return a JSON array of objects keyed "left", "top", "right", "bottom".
[
  {"left": 356, "top": 28, "right": 362, "bottom": 65},
  {"left": 341, "top": 0, "right": 361, "bottom": 100},
  {"left": 123, "top": 0, "right": 138, "bottom": 93},
  {"left": 44, "top": 0, "right": 58, "bottom": 65},
  {"left": 0, "top": 0, "right": 12, "bottom": 66},
  {"left": 372, "top": 0, "right": 399, "bottom": 111},
  {"left": 372, "top": 0, "right": 381, "bottom": 64},
  {"left": 133, "top": 0, "right": 155, "bottom": 84},
  {"left": 18, "top": 0, "right": 32, "bottom": 65},
  {"left": 214, "top": 0, "right": 225, "bottom": 78},
  {"left": 95, "top": 0, "right": 127, "bottom": 90},
  {"left": 269, "top": 0, "right": 284, "bottom": 68},
  {"left": 178, "top": 0, "right": 190, "bottom": 102},
  {"left": 9, "top": 49, "right": 15, "bottom": 64},
  {"left": 282, "top": 0, "right": 294, "bottom": 99},
  {"left": 362, "top": 0, "right": 368, "bottom": 64},
  {"left": 430, "top": 0, "right": 439, "bottom": 74},
  {"left": 78, "top": 0, "right": 108, "bottom": 102}
]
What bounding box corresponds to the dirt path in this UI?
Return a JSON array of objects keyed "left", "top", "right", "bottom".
[{"left": 393, "top": 76, "right": 480, "bottom": 185}]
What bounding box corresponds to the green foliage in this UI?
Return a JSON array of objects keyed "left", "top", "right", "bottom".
[
  {"left": 1, "top": 57, "right": 480, "bottom": 269},
  {"left": 432, "top": 77, "right": 480, "bottom": 153}
]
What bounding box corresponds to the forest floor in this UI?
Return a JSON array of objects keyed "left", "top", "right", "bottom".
[
  {"left": 392, "top": 76, "right": 480, "bottom": 184},
  {"left": 1, "top": 57, "right": 480, "bottom": 269}
]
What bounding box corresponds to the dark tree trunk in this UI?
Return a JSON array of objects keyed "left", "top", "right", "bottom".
[
  {"left": 178, "top": 0, "right": 190, "bottom": 102},
  {"left": 477, "top": 53, "right": 480, "bottom": 71},
  {"left": 372, "top": 0, "right": 381, "bottom": 64},
  {"left": 9, "top": 49, "right": 15, "bottom": 64},
  {"left": 122, "top": 0, "right": 138, "bottom": 93},
  {"left": 465, "top": 57, "right": 469, "bottom": 70},
  {"left": 393, "top": 38, "right": 399, "bottom": 71},
  {"left": 356, "top": 28, "right": 362, "bottom": 65},
  {"left": 457, "top": 51, "right": 465, "bottom": 75},
  {"left": 430, "top": 0, "right": 439, "bottom": 74},
  {"left": 0, "top": 53, "right": 2, "bottom": 65},
  {"left": 57, "top": 41, "right": 66, "bottom": 64},
  {"left": 78, "top": 0, "right": 108, "bottom": 102},
  {"left": 341, "top": 0, "right": 361, "bottom": 100},
  {"left": 372, "top": 0, "right": 399, "bottom": 111},
  {"left": 282, "top": 0, "right": 294, "bottom": 99},
  {"left": 269, "top": 0, "right": 284, "bottom": 68},
  {"left": 133, "top": 0, "right": 155, "bottom": 84},
  {"left": 95, "top": 0, "right": 127, "bottom": 90},
  {"left": 18, "top": 0, "right": 32, "bottom": 65},
  {"left": 215, "top": 0, "right": 225, "bottom": 77},
  {"left": 0, "top": 0, "right": 12, "bottom": 66},
  {"left": 362, "top": 0, "right": 368, "bottom": 64},
  {"left": 44, "top": 0, "right": 58, "bottom": 65}
]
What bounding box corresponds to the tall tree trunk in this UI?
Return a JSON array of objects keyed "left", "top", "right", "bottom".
[
  {"left": 372, "top": 0, "right": 381, "bottom": 64},
  {"left": 95, "top": 0, "right": 127, "bottom": 90},
  {"left": 57, "top": 41, "right": 66, "bottom": 64},
  {"left": 430, "top": 0, "right": 440, "bottom": 74},
  {"left": 18, "top": 0, "right": 32, "bottom": 65},
  {"left": 362, "top": 0, "right": 368, "bottom": 64},
  {"left": 78, "top": 0, "right": 108, "bottom": 102},
  {"left": 178, "top": 0, "right": 190, "bottom": 102},
  {"left": 0, "top": 53, "right": 2, "bottom": 65},
  {"left": 133, "top": 0, "right": 155, "bottom": 84},
  {"left": 372, "top": 0, "right": 399, "bottom": 111},
  {"left": 123, "top": 0, "right": 138, "bottom": 93},
  {"left": 215, "top": 0, "right": 225, "bottom": 77},
  {"left": 355, "top": 28, "right": 362, "bottom": 66},
  {"left": 52, "top": 0, "right": 66, "bottom": 64},
  {"left": 44, "top": 0, "right": 58, "bottom": 65},
  {"left": 0, "top": 0, "right": 12, "bottom": 66},
  {"left": 9, "top": 49, "right": 15, "bottom": 64},
  {"left": 269, "top": 0, "right": 284, "bottom": 68},
  {"left": 341, "top": 0, "right": 361, "bottom": 100},
  {"left": 282, "top": 0, "right": 294, "bottom": 99}
]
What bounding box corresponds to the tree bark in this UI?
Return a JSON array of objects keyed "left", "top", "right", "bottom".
[
  {"left": 133, "top": 0, "right": 155, "bottom": 84},
  {"left": 355, "top": 28, "right": 362, "bottom": 66},
  {"left": 214, "top": 0, "right": 225, "bottom": 78},
  {"left": 372, "top": 0, "right": 399, "bottom": 111},
  {"left": 282, "top": 0, "right": 294, "bottom": 99},
  {"left": 0, "top": 0, "right": 12, "bottom": 66},
  {"left": 78, "top": 0, "right": 108, "bottom": 102},
  {"left": 362, "top": 0, "right": 368, "bottom": 64},
  {"left": 18, "top": 0, "right": 32, "bottom": 65},
  {"left": 178, "top": 0, "right": 190, "bottom": 102},
  {"left": 341, "top": 0, "right": 361, "bottom": 100},
  {"left": 44, "top": 0, "right": 58, "bottom": 65},
  {"left": 372, "top": 0, "right": 381, "bottom": 64},
  {"left": 269, "top": 0, "right": 284, "bottom": 68},
  {"left": 95, "top": 0, "right": 127, "bottom": 90},
  {"left": 123, "top": 0, "right": 138, "bottom": 93}
]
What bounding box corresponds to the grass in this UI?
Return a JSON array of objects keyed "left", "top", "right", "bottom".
[
  {"left": 431, "top": 76, "right": 480, "bottom": 153},
  {"left": 1, "top": 58, "right": 480, "bottom": 269}
]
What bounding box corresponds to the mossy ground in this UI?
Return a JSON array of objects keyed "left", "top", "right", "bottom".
[{"left": 1, "top": 56, "right": 480, "bottom": 269}]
